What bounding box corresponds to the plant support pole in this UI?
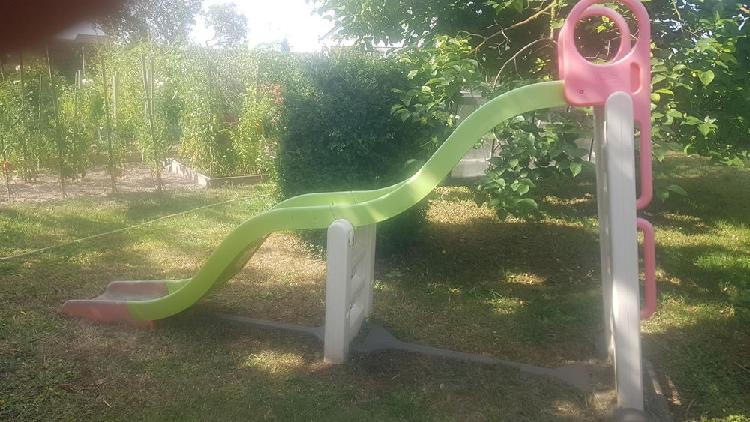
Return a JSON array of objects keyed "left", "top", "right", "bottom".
[
  {"left": 102, "top": 59, "right": 117, "bottom": 193},
  {"left": 46, "top": 46, "right": 65, "bottom": 198},
  {"left": 142, "top": 53, "right": 161, "bottom": 191}
]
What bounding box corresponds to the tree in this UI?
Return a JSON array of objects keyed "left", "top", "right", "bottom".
[
  {"left": 205, "top": 3, "right": 248, "bottom": 49},
  {"left": 100, "top": 0, "right": 201, "bottom": 45},
  {"left": 315, "top": 0, "right": 750, "bottom": 216},
  {"left": 317, "top": 0, "right": 749, "bottom": 153}
]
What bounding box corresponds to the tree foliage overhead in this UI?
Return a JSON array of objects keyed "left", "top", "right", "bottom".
[
  {"left": 205, "top": 2, "right": 249, "bottom": 49},
  {"left": 316, "top": 0, "right": 750, "bottom": 216},
  {"left": 317, "top": 0, "right": 749, "bottom": 155},
  {"left": 100, "top": 0, "right": 202, "bottom": 44}
]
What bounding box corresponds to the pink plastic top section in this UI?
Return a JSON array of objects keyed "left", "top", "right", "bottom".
[
  {"left": 637, "top": 218, "right": 657, "bottom": 319},
  {"left": 578, "top": 6, "right": 632, "bottom": 62},
  {"left": 558, "top": 0, "right": 653, "bottom": 209}
]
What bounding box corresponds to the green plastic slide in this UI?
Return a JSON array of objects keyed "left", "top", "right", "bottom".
[{"left": 63, "top": 81, "right": 567, "bottom": 322}]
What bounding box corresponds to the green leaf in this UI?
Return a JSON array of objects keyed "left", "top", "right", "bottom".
[
  {"left": 515, "top": 180, "right": 530, "bottom": 194},
  {"left": 654, "top": 149, "right": 666, "bottom": 162},
  {"left": 517, "top": 198, "right": 538, "bottom": 209},
  {"left": 698, "top": 70, "right": 715, "bottom": 86},
  {"left": 406, "top": 70, "right": 418, "bottom": 79},
  {"left": 570, "top": 162, "right": 582, "bottom": 177},
  {"left": 666, "top": 184, "right": 688, "bottom": 196},
  {"left": 666, "top": 109, "right": 683, "bottom": 118}
]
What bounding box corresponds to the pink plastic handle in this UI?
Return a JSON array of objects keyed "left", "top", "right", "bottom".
[
  {"left": 558, "top": 0, "right": 653, "bottom": 209},
  {"left": 637, "top": 218, "right": 656, "bottom": 319}
]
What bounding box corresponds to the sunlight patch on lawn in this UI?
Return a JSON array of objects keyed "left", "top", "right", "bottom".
[
  {"left": 507, "top": 271, "right": 545, "bottom": 285},
  {"left": 484, "top": 295, "right": 524, "bottom": 315},
  {"left": 642, "top": 295, "right": 736, "bottom": 334},
  {"left": 241, "top": 350, "right": 311, "bottom": 374}
]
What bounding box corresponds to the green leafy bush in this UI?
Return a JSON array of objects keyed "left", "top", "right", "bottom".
[
  {"left": 278, "top": 50, "right": 431, "bottom": 253},
  {"left": 391, "top": 35, "right": 479, "bottom": 149},
  {"left": 57, "top": 75, "right": 97, "bottom": 180},
  {"left": 233, "top": 83, "right": 283, "bottom": 178},
  {"left": 474, "top": 111, "right": 589, "bottom": 219},
  {"left": 179, "top": 48, "right": 242, "bottom": 177},
  {"left": 1, "top": 56, "right": 57, "bottom": 182},
  {"left": 177, "top": 49, "right": 291, "bottom": 178}
]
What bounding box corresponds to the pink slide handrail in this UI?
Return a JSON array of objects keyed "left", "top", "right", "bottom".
[
  {"left": 558, "top": 0, "right": 653, "bottom": 209},
  {"left": 637, "top": 218, "right": 657, "bottom": 319}
]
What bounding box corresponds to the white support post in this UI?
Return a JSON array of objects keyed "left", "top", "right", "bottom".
[
  {"left": 324, "top": 220, "right": 377, "bottom": 364},
  {"left": 361, "top": 223, "right": 376, "bottom": 318},
  {"left": 593, "top": 106, "right": 614, "bottom": 360},
  {"left": 604, "top": 92, "right": 644, "bottom": 411},
  {"left": 324, "top": 220, "right": 353, "bottom": 364}
]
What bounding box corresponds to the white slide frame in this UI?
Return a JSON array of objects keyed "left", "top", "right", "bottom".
[
  {"left": 322, "top": 91, "right": 646, "bottom": 411},
  {"left": 595, "top": 92, "right": 644, "bottom": 410},
  {"left": 323, "top": 220, "right": 376, "bottom": 364}
]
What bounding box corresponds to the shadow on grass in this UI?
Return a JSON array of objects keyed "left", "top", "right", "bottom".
[
  {"left": 373, "top": 215, "right": 603, "bottom": 367},
  {"left": 657, "top": 242, "right": 750, "bottom": 304},
  {"left": 644, "top": 315, "right": 750, "bottom": 420},
  {"left": 132, "top": 309, "right": 600, "bottom": 421},
  {"left": 0, "top": 190, "right": 254, "bottom": 255}
]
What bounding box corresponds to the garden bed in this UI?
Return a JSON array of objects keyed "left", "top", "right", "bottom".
[
  {"left": 0, "top": 162, "right": 198, "bottom": 203},
  {"left": 166, "top": 159, "right": 262, "bottom": 188}
]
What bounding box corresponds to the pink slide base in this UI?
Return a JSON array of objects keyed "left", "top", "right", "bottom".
[{"left": 62, "top": 280, "right": 169, "bottom": 326}]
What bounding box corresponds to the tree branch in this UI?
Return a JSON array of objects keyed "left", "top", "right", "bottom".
[
  {"left": 474, "top": 1, "right": 557, "bottom": 53},
  {"left": 492, "top": 38, "right": 555, "bottom": 88}
]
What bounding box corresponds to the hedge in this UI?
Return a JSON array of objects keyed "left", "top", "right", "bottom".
[{"left": 278, "top": 50, "right": 432, "bottom": 253}]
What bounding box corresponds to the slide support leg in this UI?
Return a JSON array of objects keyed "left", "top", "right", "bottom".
[
  {"left": 324, "top": 220, "right": 377, "bottom": 363},
  {"left": 601, "top": 92, "right": 644, "bottom": 411}
]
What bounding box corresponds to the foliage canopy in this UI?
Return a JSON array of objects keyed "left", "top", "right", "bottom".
[{"left": 316, "top": 0, "right": 750, "bottom": 216}]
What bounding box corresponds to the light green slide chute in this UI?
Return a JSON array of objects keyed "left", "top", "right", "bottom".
[{"left": 63, "top": 81, "right": 567, "bottom": 322}]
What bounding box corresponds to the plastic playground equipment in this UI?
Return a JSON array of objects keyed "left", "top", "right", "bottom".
[{"left": 64, "top": 0, "right": 657, "bottom": 414}]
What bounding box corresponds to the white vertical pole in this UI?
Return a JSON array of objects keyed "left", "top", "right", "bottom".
[
  {"left": 324, "top": 219, "right": 354, "bottom": 364},
  {"left": 363, "top": 224, "right": 376, "bottom": 317},
  {"left": 605, "top": 92, "right": 644, "bottom": 411},
  {"left": 594, "top": 106, "right": 614, "bottom": 360}
]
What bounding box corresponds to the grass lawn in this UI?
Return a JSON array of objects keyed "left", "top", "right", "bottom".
[{"left": 1, "top": 154, "right": 748, "bottom": 421}]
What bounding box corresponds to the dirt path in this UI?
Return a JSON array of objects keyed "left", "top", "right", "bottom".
[{"left": 0, "top": 163, "right": 198, "bottom": 203}]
